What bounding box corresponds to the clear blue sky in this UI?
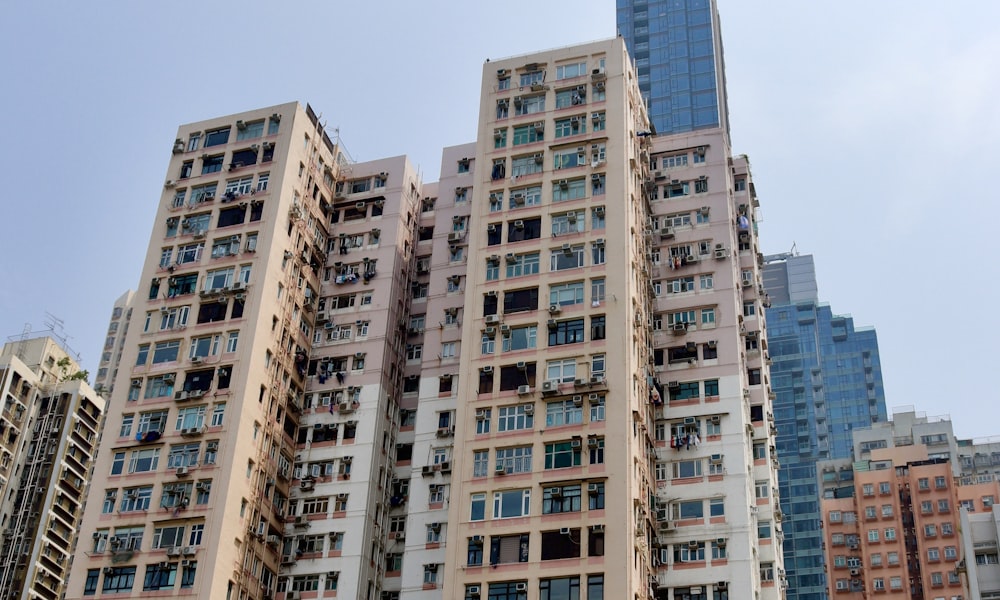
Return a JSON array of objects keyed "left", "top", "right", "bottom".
[{"left": 1, "top": 1, "right": 997, "bottom": 437}]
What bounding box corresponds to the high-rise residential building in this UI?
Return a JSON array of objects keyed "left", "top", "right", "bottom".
[
  {"left": 95, "top": 290, "right": 136, "bottom": 397},
  {"left": 67, "top": 36, "right": 781, "bottom": 600},
  {"left": 0, "top": 336, "right": 105, "bottom": 600},
  {"left": 65, "top": 102, "right": 390, "bottom": 600},
  {"left": 617, "top": 0, "right": 730, "bottom": 136},
  {"left": 818, "top": 444, "right": 990, "bottom": 599},
  {"left": 442, "top": 36, "right": 783, "bottom": 600},
  {"left": 763, "top": 253, "right": 887, "bottom": 600}
]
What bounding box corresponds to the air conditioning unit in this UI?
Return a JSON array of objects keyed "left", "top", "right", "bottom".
[
  {"left": 447, "top": 232, "right": 463, "bottom": 243},
  {"left": 541, "top": 380, "right": 559, "bottom": 394},
  {"left": 588, "top": 437, "right": 599, "bottom": 448},
  {"left": 481, "top": 366, "right": 493, "bottom": 374},
  {"left": 499, "top": 324, "right": 511, "bottom": 334},
  {"left": 468, "top": 585, "right": 481, "bottom": 598},
  {"left": 684, "top": 254, "right": 700, "bottom": 264},
  {"left": 589, "top": 376, "right": 604, "bottom": 385},
  {"left": 475, "top": 409, "right": 487, "bottom": 421},
  {"left": 549, "top": 304, "right": 561, "bottom": 314},
  {"left": 517, "top": 385, "right": 531, "bottom": 395},
  {"left": 709, "top": 454, "right": 723, "bottom": 464},
  {"left": 588, "top": 483, "right": 601, "bottom": 495},
  {"left": 572, "top": 395, "right": 583, "bottom": 406},
  {"left": 659, "top": 521, "right": 674, "bottom": 532},
  {"left": 513, "top": 219, "right": 524, "bottom": 229},
  {"left": 523, "top": 404, "right": 534, "bottom": 415},
  {"left": 495, "top": 464, "right": 507, "bottom": 475},
  {"left": 176, "top": 466, "right": 189, "bottom": 476},
  {"left": 484, "top": 326, "right": 496, "bottom": 336},
  {"left": 570, "top": 438, "right": 582, "bottom": 448},
  {"left": 485, "top": 315, "right": 500, "bottom": 324},
  {"left": 589, "top": 393, "right": 600, "bottom": 402},
  {"left": 515, "top": 583, "right": 528, "bottom": 592},
  {"left": 714, "top": 248, "right": 728, "bottom": 259}
]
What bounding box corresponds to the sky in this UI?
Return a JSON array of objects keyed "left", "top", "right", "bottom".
[{"left": 1, "top": 1, "right": 997, "bottom": 437}]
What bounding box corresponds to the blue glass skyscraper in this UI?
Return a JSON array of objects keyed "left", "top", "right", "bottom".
[
  {"left": 616, "top": 0, "right": 730, "bottom": 135},
  {"left": 764, "top": 254, "right": 888, "bottom": 600}
]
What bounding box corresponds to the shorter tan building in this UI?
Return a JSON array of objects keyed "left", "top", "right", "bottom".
[
  {"left": 820, "top": 445, "right": 996, "bottom": 598},
  {"left": 0, "top": 336, "right": 106, "bottom": 600}
]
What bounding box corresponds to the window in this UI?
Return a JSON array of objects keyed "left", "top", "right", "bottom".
[
  {"left": 552, "top": 178, "right": 586, "bottom": 202},
  {"left": 552, "top": 146, "right": 585, "bottom": 170},
  {"left": 549, "top": 282, "right": 584, "bottom": 307},
  {"left": 503, "top": 287, "right": 539, "bottom": 314},
  {"left": 509, "top": 185, "right": 542, "bottom": 208},
  {"left": 550, "top": 245, "right": 585, "bottom": 271},
  {"left": 143, "top": 563, "right": 178, "bottom": 591},
  {"left": 496, "top": 446, "right": 532, "bottom": 474},
  {"left": 152, "top": 340, "right": 180, "bottom": 364},
  {"left": 201, "top": 154, "right": 224, "bottom": 175},
  {"left": 506, "top": 253, "right": 540, "bottom": 278},
  {"left": 102, "top": 567, "right": 137, "bottom": 593},
  {"left": 884, "top": 527, "right": 896, "bottom": 541},
  {"left": 545, "top": 358, "right": 576, "bottom": 383},
  {"left": 128, "top": 448, "right": 160, "bottom": 473},
  {"left": 493, "top": 489, "right": 530, "bottom": 519},
  {"left": 511, "top": 153, "right": 544, "bottom": 177},
  {"left": 543, "top": 485, "right": 582, "bottom": 514},
  {"left": 868, "top": 529, "right": 880, "bottom": 542},
  {"left": 927, "top": 548, "right": 940, "bottom": 561},
  {"left": 759, "top": 563, "right": 774, "bottom": 582},
  {"left": 555, "top": 116, "right": 585, "bottom": 138},
  {"left": 591, "top": 111, "right": 605, "bottom": 131},
  {"left": 540, "top": 576, "right": 580, "bottom": 600},
  {"left": 548, "top": 319, "right": 585, "bottom": 346},
  {"left": 546, "top": 399, "right": 583, "bottom": 427},
  {"left": 514, "top": 94, "right": 545, "bottom": 116},
  {"left": 551, "top": 211, "right": 585, "bottom": 236},
  {"left": 470, "top": 493, "right": 487, "bottom": 521},
  {"left": 503, "top": 325, "right": 537, "bottom": 352},
  {"left": 590, "top": 393, "right": 605, "bottom": 422},
  {"left": 497, "top": 405, "right": 533, "bottom": 432},
  {"left": 556, "top": 61, "right": 586, "bottom": 80},
  {"left": 544, "top": 441, "right": 581, "bottom": 469},
  {"left": 512, "top": 124, "right": 543, "bottom": 146}
]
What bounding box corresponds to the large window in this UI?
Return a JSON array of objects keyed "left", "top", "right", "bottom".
[
  {"left": 503, "top": 288, "right": 539, "bottom": 314},
  {"left": 540, "top": 577, "right": 580, "bottom": 600},
  {"left": 546, "top": 399, "right": 583, "bottom": 427},
  {"left": 503, "top": 326, "right": 537, "bottom": 352},
  {"left": 506, "top": 253, "right": 540, "bottom": 278},
  {"left": 496, "top": 446, "right": 532, "bottom": 474},
  {"left": 152, "top": 340, "right": 180, "bottom": 364},
  {"left": 493, "top": 489, "right": 531, "bottom": 519},
  {"left": 103, "top": 567, "right": 137, "bottom": 593},
  {"left": 498, "top": 405, "right": 533, "bottom": 432},
  {"left": 552, "top": 178, "right": 586, "bottom": 202},
  {"left": 550, "top": 245, "right": 585, "bottom": 271},
  {"left": 549, "top": 319, "right": 585, "bottom": 346},
  {"left": 544, "top": 441, "right": 582, "bottom": 469},
  {"left": 143, "top": 563, "right": 178, "bottom": 591},
  {"left": 550, "top": 282, "right": 584, "bottom": 306},
  {"left": 514, "top": 94, "right": 545, "bottom": 116},
  {"left": 543, "top": 485, "right": 582, "bottom": 514},
  {"left": 511, "top": 154, "right": 544, "bottom": 177},
  {"left": 552, "top": 211, "right": 585, "bottom": 236}
]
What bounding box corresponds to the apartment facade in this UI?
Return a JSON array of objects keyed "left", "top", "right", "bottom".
[
  {"left": 65, "top": 102, "right": 371, "bottom": 600},
  {"left": 763, "top": 253, "right": 888, "bottom": 600},
  {"left": 95, "top": 290, "right": 136, "bottom": 398},
  {"left": 617, "top": 0, "right": 730, "bottom": 136},
  {"left": 0, "top": 337, "right": 105, "bottom": 600},
  {"left": 438, "top": 37, "right": 783, "bottom": 600}
]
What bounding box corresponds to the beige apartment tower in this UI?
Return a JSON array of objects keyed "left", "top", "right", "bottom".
[
  {"left": 443, "top": 37, "right": 784, "bottom": 600},
  {"left": 65, "top": 102, "right": 410, "bottom": 600}
]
